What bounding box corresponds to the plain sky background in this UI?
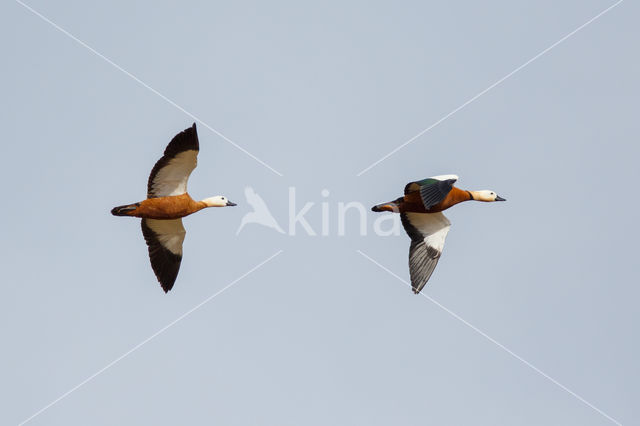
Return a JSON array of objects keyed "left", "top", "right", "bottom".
[{"left": 2, "top": 0, "right": 639, "bottom": 425}]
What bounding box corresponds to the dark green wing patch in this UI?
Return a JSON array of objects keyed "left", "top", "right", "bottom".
[
  {"left": 404, "top": 178, "right": 437, "bottom": 194},
  {"left": 405, "top": 176, "right": 458, "bottom": 208},
  {"left": 415, "top": 178, "right": 438, "bottom": 186},
  {"left": 419, "top": 179, "right": 456, "bottom": 209}
]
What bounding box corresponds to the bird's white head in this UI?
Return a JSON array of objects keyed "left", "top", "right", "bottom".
[
  {"left": 202, "top": 196, "right": 237, "bottom": 207},
  {"left": 470, "top": 190, "right": 506, "bottom": 202}
]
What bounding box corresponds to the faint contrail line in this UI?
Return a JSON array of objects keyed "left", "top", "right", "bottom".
[
  {"left": 14, "top": 0, "right": 283, "bottom": 177},
  {"left": 356, "top": 0, "right": 624, "bottom": 176},
  {"left": 18, "top": 250, "right": 283, "bottom": 426},
  {"left": 356, "top": 250, "right": 622, "bottom": 426}
]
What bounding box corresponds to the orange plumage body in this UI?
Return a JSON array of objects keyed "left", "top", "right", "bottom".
[
  {"left": 378, "top": 187, "right": 473, "bottom": 213},
  {"left": 428, "top": 187, "right": 473, "bottom": 212},
  {"left": 122, "top": 193, "right": 206, "bottom": 219},
  {"left": 370, "top": 175, "right": 505, "bottom": 294},
  {"left": 111, "top": 124, "right": 237, "bottom": 292}
]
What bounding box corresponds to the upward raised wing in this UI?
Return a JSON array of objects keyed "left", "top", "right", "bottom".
[
  {"left": 404, "top": 175, "right": 458, "bottom": 210},
  {"left": 147, "top": 123, "right": 199, "bottom": 198},
  {"left": 401, "top": 211, "right": 451, "bottom": 294},
  {"left": 141, "top": 218, "right": 186, "bottom": 292}
]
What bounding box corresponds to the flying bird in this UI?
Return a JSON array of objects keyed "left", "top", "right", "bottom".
[
  {"left": 111, "top": 123, "right": 236, "bottom": 292},
  {"left": 371, "top": 175, "right": 505, "bottom": 294}
]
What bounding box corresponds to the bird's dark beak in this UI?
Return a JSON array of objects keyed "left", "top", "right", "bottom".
[
  {"left": 495, "top": 195, "right": 506, "bottom": 201},
  {"left": 226, "top": 201, "right": 237, "bottom": 206}
]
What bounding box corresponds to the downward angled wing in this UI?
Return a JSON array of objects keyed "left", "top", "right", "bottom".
[
  {"left": 401, "top": 212, "right": 451, "bottom": 294},
  {"left": 147, "top": 123, "right": 199, "bottom": 198},
  {"left": 141, "top": 218, "right": 186, "bottom": 292},
  {"left": 404, "top": 175, "right": 458, "bottom": 210}
]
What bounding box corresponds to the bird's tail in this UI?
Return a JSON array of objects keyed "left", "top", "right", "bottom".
[
  {"left": 371, "top": 201, "right": 399, "bottom": 212},
  {"left": 111, "top": 203, "right": 140, "bottom": 216}
]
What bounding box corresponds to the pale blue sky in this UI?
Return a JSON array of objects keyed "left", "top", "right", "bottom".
[{"left": 2, "top": 1, "right": 639, "bottom": 425}]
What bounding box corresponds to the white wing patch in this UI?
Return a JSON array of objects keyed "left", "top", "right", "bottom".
[
  {"left": 405, "top": 212, "right": 451, "bottom": 250},
  {"left": 429, "top": 174, "right": 458, "bottom": 182},
  {"left": 402, "top": 212, "right": 451, "bottom": 293},
  {"left": 145, "top": 218, "right": 186, "bottom": 255},
  {"left": 149, "top": 150, "right": 198, "bottom": 197}
]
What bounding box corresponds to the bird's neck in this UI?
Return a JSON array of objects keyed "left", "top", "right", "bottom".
[{"left": 435, "top": 187, "right": 474, "bottom": 211}]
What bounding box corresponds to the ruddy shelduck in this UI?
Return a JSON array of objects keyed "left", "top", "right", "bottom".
[
  {"left": 111, "top": 123, "right": 236, "bottom": 292},
  {"left": 371, "top": 175, "right": 505, "bottom": 294}
]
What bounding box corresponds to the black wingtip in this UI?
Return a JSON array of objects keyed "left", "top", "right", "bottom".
[
  {"left": 159, "top": 276, "right": 177, "bottom": 293},
  {"left": 160, "top": 278, "right": 176, "bottom": 293}
]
